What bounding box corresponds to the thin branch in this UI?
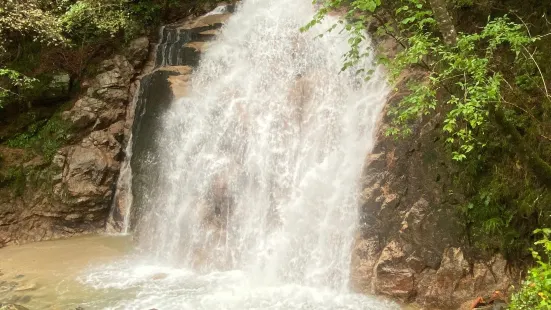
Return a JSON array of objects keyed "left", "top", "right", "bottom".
[
  {"left": 500, "top": 98, "right": 536, "bottom": 121},
  {"left": 372, "top": 14, "right": 408, "bottom": 49},
  {"left": 510, "top": 10, "right": 532, "bottom": 38},
  {"left": 521, "top": 45, "right": 550, "bottom": 101},
  {"left": 463, "top": 71, "right": 468, "bottom": 103},
  {"left": 543, "top": 12, "right": 551, "bottom": 27},
  {"left": 0, "top": 85, "right": 21, "bottom": 97},
  {"left": 495, "top": 95, "right": 551, "bottom": 144}
]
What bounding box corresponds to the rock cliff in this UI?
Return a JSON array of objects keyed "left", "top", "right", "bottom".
[
  {"left": 106, "top": 9, "right": 233, "bottom": 233},
  {"left": 0, "top": 3, "right": 235, "bottom": 246},
  {"left": 350, "top": 69, "right": 517, "bottom": 309},
  {"left": 0, "top": 38, "right": 150, "bottom": 246}
]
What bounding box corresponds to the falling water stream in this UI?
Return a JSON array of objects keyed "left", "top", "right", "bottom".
[
  {"left": 0, "top": 0, "right": 398, "bottom": 309},
  {"left": 138, "top": 0, "right": 388, "bottom": 282}
]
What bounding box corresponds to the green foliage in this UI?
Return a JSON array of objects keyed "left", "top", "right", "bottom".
[
  {"left": 6, "top": 113, "right": 71, "bottom": 160},
  {"left": 307, "top": 0, "right": 551, "bottom": 263},
  {"left": 60, "top": 0, "right": 163, "bottom": 42},
  {"left": 61, "top": 1, "right": 133, "bottom": 39},
  {"left": 0, "top": 166, "right": 26, "bottom": 196},
  {"left": 0, "top": 1, "right": 66, "bottom": 108},
  {"left": 0, "top": 0, "right": 66, "bottom": 52},
  {"left": 0, "top": 0, "right": 166, "bottom": 109},
  {"left": 510, "top": 229, "right": 551, "bottom": 309},
  {"left": 1, "top": 0, "right": 227, "bottom": 109},
  {"left": 301, "top": 0, "right": 381, "bottom": 71},
  {"left": 458, "top": 148, "right": 551, "bottom": 258},
  {"left": 306, "top": 0, "right": 546, "bottom": 160},
  {"left": 385, "top": 7, "right": 536, "bottom": 160},
  {"left": 0, "top": 68, "right": 38, "bottom": 107},
  {"left": 452, "top": 0, "right": 475, "bottom": 8}
]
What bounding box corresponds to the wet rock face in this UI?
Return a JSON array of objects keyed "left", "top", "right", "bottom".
[
  {"left": 105, "top": 11, "right": 233, "bottom": 233},
  {"left": 350, "top": 68, "right": 516, "bottom": 308},
  {"left": 0, "top": 37, "right": 150, "bottom": 246}
]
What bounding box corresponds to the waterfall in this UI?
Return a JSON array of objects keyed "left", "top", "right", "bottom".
[
  {"left": 138, "top": 0, "right": 388, "bottom": 292},
  {"left": 87, "top": 0, "right": 396, "bottom": 309},
  {"left": 106, "top": 81, "right": 140, "bottom": 234}
]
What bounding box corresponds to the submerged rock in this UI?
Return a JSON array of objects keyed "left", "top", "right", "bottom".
[
  {"left": 0, "top": 305, "right": 29, "bottom": 310},
  {"left": 14, "top": 283, "right": 37, "bottom": 292}
]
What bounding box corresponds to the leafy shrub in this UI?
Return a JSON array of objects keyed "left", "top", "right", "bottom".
[
  {"left": 60, "top": 0, "right": 145, "bottom": 41},
  {"left": 510, "top": 229, "right": 551, "bottom": 309},
  {"left": 6, "top": 113, "right": 70, "bottom": 160},
  {"left": 0, "top": 69, "right": 39, "bottom": 107},
  {"left": 305, "top": 0, "right": 551, "bottom": 262},
  {"left": 0, "top": 166, "right": 26, "bottom": 195}
]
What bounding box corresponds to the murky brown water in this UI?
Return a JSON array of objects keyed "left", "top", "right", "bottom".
[
  {"left": 0, "top": 235, "right": 132, "bottom": 309},
  {"left": 0, "top": 234, "right": 403, "bottom": 310},
  {"left": 0, "top": 234, "right": 414, "bottom": 310}
]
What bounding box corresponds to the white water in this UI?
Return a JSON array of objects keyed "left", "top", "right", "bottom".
[
  {"left": 106, "top": 82, "right": 139, "bottom": 234},
  {"left": 83, "top": 0, "right": 394, "bottom": 309}
]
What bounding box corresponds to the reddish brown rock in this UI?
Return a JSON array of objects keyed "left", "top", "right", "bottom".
[
  {"left": 350, "top": 54, "right": 517, "bottom": 308},
  {"left": 0, "top": 38, "right": 150, "bottom": 247}
]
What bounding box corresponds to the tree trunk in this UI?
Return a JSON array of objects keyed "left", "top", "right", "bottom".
[
  {"left": 428, "top": 0, "right": 457, "bottom": 45},
  {"left": 163, "top": 0, "right": 170, "bottom": 20}
]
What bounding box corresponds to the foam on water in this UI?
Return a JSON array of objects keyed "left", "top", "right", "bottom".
[{"left": 81, "top": 262, "right": 399, "bottom": 310}]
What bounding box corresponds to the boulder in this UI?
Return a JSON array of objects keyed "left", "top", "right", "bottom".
[
  {"left": 417, "top": 248, "right": 470, "bottom": 307},
  {"left": 43, "top": 72, "right": 71, "bottom": 100},
  {"left": 87, "top": 55, "right": 135, "bottom": 102},
  {"left": 64, "top": 146, "right": 109, "bottom": 197},
  {"left": 67, "top": 110, "right": 96, "bottom": 129},
  {"left": 62, "top": 97, "right": 107, "bottom": 129},
  {"left": 350, "top": 235, "right": 380, "bottom": 294},
  {"left": 373, "top": 240, "right": 415, "bottom": 300},
  {"left": 95, "top": 70, "right": 125, "bottom": 89},
  {"left": 31, "top": 71, "right": 71, "bottom": 104},
  {"left": 96, "top": 108, "right": 125, "bottom": 130},
  {"left": 125, "top": 37, "right": 150, "bottom": 68},
  {"left": 95, "top": 88, "right": 128, "bottom": 103}
]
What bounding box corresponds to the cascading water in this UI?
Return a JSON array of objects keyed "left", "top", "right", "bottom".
[{"left": 82, "top": 0, "right": 397, "bottom": 309}]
